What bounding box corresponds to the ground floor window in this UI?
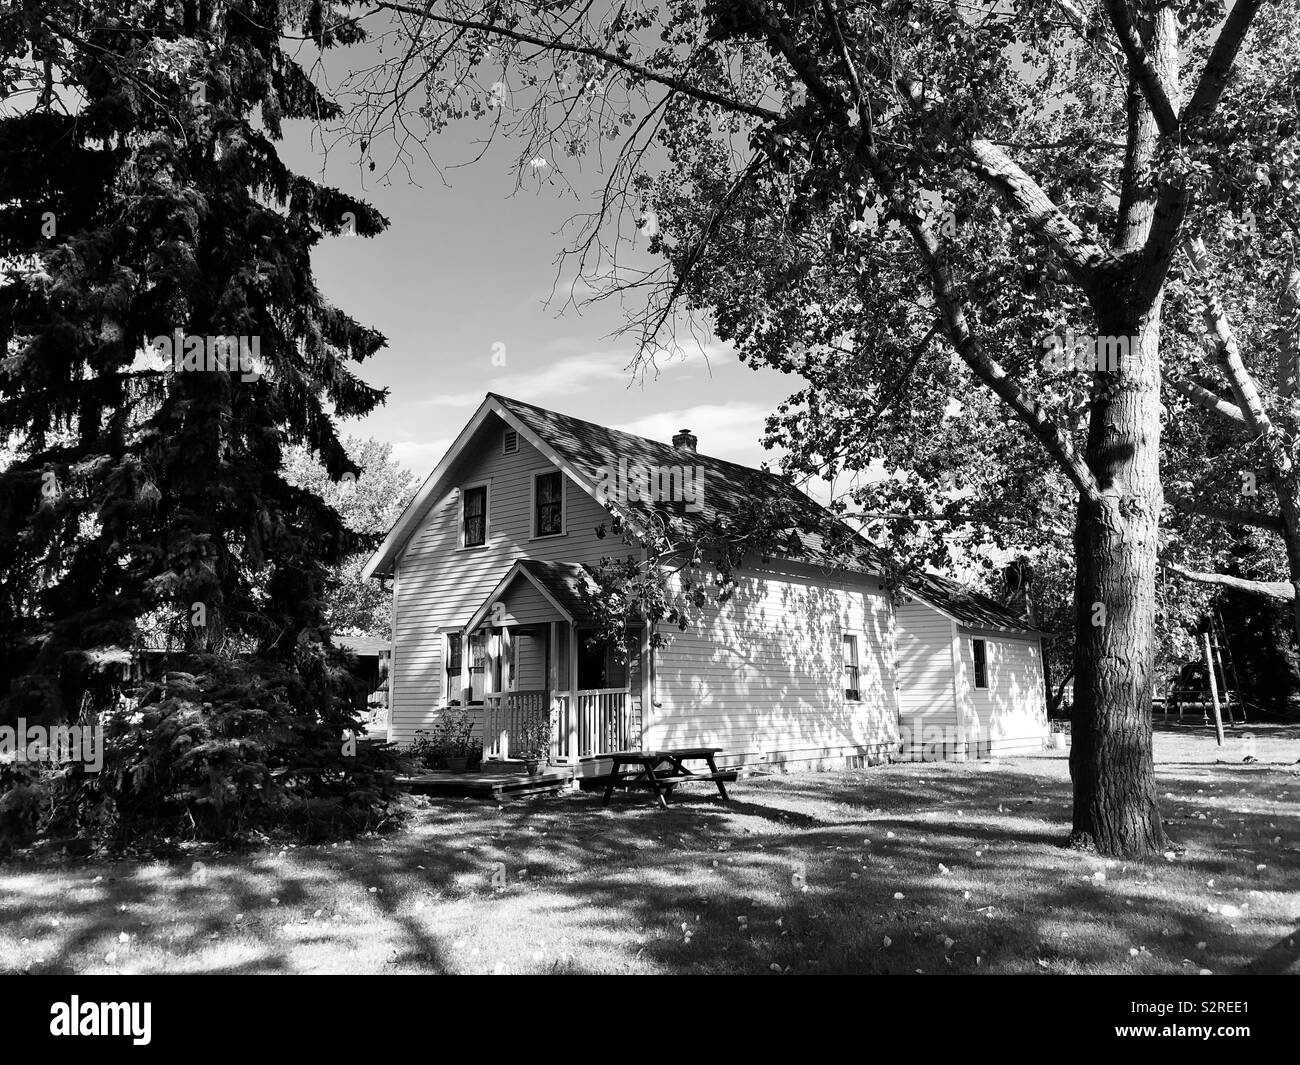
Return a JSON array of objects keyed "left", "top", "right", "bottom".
[
  {"left": 445, "top": 633, "right": 462, "bottom": 703},
  {"left": 468, "top": 632, "right": 487, "bottom": 702},
  {"left": 444, "top": 632, "right": 488, "bottom": 703},
  {"left": 972, "top": 638, "right": 989, "bottom": 689},
  {"left": 842, "top": 634, "right": 860, "bottom": 700}
]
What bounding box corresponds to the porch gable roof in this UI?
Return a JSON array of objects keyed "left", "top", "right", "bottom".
[{"left": 464, "top": 559, "right": 600, "bottom": 631}]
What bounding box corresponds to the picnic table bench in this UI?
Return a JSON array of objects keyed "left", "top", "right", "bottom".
[{"left": 602, "top": 747, "right": 736, "bottom": 809}]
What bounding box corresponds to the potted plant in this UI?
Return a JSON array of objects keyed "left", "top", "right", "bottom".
[
  {"left": 517, "top": 707, "right": 553, "bottom": 775},
  {"left": 433, "top": 705, "right": 475, "bottom": 772}
]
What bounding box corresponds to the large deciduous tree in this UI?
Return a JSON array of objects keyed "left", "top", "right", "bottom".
[{"left": 349, "top": 0, "right": 1292, "bottom": 854}]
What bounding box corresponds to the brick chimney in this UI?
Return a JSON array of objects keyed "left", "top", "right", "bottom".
[{"left": 672, "top": 428, "right": 698, "bottom": 452}]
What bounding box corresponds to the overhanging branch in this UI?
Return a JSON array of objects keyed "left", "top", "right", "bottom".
[
  {"left": 1167, "top": 493, "right": 1284, "bottom": 533},
  {"left": 1165, "top": 561, "right": 1295, "bottom": 601}
]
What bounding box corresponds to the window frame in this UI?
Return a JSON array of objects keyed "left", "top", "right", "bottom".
[
  {"left": 530, "top": 468, "right": 566, "bottom": 540},
  {"left": 972, "top": 637, "right": 990, "bottom": 690},
  {"left": 466, "top": 630, "right": 488, "bottom": 705},
  {"left": 459, "top": 481, "right": 489, "bottom": 549},
  {"left": 842, "top": 632, "right": 861, "bottom": 701},
  {"left": 443, "top": 630, "right": 464, "bottom": 705}
]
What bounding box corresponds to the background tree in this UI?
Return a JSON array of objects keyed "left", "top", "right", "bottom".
[{"left": 282, "top": 436, "right": 417, "bottom": 639}]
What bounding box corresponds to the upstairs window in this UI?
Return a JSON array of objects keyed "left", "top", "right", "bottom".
[
  {"left": 534, "top": 471, "right": 563, "bottom": 537},
  {"left": 503, "top": 429, "right": 519, "bottom": 454},
  {"left": 842, "top": 634, "right": 860, "bottom": 700},
  {"left": 462, "top": 484, "right": 487, "bottom": 547},
  {"left": 972, "top": 638, "right": 989, "bottom": 689}
]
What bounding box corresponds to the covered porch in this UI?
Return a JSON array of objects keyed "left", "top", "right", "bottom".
[{"left": 458, "top": 559, "right": 648, "bottom": 766}]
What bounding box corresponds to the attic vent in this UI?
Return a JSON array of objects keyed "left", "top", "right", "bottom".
[{"left": 503, "top": 428, "right": 519, "bottom": 454}]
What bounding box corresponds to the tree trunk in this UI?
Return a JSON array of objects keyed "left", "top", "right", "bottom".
[
  {"left": 1274, "top": 472, "right": 1300, "bottom": 645},
  {"left": 1068, "top": 303, "right": 1169, "bottom": 856}
]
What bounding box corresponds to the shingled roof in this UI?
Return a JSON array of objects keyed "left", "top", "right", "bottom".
[
  {"left": 904, "top": 572, "right": 1046, "bottom": 635},
  {"left": 492, "top": 393, "right": 885, "bottom": 574},
  {"left": 362, "top": 393, "right": 1040, "bottom": 635}
]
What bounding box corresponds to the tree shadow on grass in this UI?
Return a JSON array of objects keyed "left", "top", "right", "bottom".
[{"left": 2, "top": 752, "right": 1296, "bottom": 974}]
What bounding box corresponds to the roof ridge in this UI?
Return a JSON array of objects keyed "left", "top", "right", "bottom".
[{"left": 491, "top": 392, "right": 782, "bottom": 483}]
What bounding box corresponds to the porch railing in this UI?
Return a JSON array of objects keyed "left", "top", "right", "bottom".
[
  {"left": 575, "top": 688, "right": 634, "bottom": 758},
  {"left": 483, "top": 689, "right": 549, "bottom": 760},
  {"left": 483, "top": 687, "right": 634, "bottom": 762}
]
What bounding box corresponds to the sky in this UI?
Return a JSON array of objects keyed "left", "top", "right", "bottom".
[{"left": 276, "top": 21, "right": 799, "bottom": 481}]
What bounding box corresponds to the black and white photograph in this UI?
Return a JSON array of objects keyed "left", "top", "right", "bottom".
[{"left": 0, "top": 0, "right": 1295, "bottom": 1031}]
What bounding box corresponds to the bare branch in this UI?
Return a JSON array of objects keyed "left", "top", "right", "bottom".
[
  {"left": 372, "top": 2, "right": 782, "bottom": 121},
  {"left": 1163, "top": 373, "right": 1247, "bottom": 425},
  {"left": 895, "top": 76, "right": 1110, "bottom": 294},
  {"left": 1183, "top": 237, "right": 1273, "bottom": 436},
  {"left": 1165, "top": 561, "right": 1295, "bottom": 601}
]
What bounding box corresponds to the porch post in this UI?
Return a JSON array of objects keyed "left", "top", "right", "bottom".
[
  {"left": 548, "top": 621, "right": 563, "bottom": 763},
  {"left": 567, "top": 622, "right": 579, "bottom": 761},
  {"left": 500, "top": 625, "right": 513, "bottom": 760},
  {"left": 459, "top": 628, "right": 470, "bottom": 707},
  {"left": 501, "top": 625, "right": 513, "bottom": 694},
  {"left": 639, "top": 622, "right": 652, "bottom": 751}
]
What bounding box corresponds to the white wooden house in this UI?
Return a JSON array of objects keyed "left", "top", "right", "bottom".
[{"left": 362, "top": 394, "right": 1049, "bottom": 771}]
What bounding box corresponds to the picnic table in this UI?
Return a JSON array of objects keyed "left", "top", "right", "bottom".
[{"left": 601, "top": 747, "right": 736, "bottom": 808}]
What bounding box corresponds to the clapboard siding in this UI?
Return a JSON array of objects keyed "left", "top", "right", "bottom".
[
  {"left": 498, "top": 581, "right": 558, "bottom": 626},
  {"left": 385, "top": 407, "right": 1046, "bottom": 767},
  {"left": 895, "top": 602, "right": 956, "bottom": 722},
  {"left": 647, "top": 565, "right": 898, "bottom": 765},
  {"left": 514, "top": 630, "right": 547, "bottom": 691},
  {"left": 958, "top": 634, "right": 1048, "bottom": 756},
  {"left": 894, "top": 601, "right": 959, "bottom": 760},
  {"left": 389, "top": 414, "right": 634, "bottom": 743}
]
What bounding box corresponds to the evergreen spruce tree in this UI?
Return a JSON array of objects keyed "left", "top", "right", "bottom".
[{"left": 0, "top": 1, "right": 385, "bottom": 742}]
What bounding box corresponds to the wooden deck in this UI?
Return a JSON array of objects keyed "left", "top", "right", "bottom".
[{"left": 395, "top": 763, "right": 577, "bottom": 800}]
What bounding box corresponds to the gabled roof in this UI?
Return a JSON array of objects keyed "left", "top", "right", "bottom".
[
  {"left": 465, "top": 559, "right": 600, "bottom": 630},
  {"left": 362, "top": 392, "right": 1041, "bottom": 636},
  {"left": 906, "top": 572, "right": 1048, "bottom": 636},
  {"left": 361, "top": 391, "right": 885, "bottom": 580}
]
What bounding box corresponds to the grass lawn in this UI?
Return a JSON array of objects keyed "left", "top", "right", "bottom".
[{"left": 2, "top": 723, "right": 1297, "bottom": 975}]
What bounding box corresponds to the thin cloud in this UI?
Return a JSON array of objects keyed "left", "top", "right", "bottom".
[
  {"left": 388, "top": 438, "right": 454, "bottom": 474},
  {"left": 613, "top": 402, "right": 775, "bottom": 468}
]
